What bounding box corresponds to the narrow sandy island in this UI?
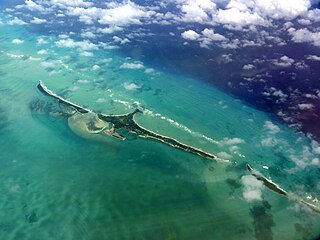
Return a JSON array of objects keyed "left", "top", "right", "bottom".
[{"left": 37, "top": 81, "right": 217, "bottom": 161}]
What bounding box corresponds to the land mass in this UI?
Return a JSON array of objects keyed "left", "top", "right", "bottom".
[{"left": 37, "top": 81, "right": 217, "bottom": 161}]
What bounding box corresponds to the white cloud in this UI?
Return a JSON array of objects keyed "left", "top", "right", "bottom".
[
  {"left": 295, "top": 61, "right": 308, "bottom": 70},
  {"left": 241, "top": 175, "right": 263, "bottom": 202},
  {"left": 216, "top": 8, "right": 266, "bottom": 29},
  {"left": 68, "top": 86, "right": 79, "bottom": 91},
  {"left": 58, "top": 34, "right": 69, "bottom": 39},
  {"left": 261, "top": 121, "right": 281, "bottom": 147},
  {"left": 12, "top": 39, "right": 24, "bottom": 44},
  {"left": 97, "top": 26, "right": 123, "bottom": 34},
  {"left": 219, "top": 137, "right": 245, "bottom": 146},
  {"left": 37, "top": 37, "right": 49, "bottom": 45},
  {"left": 297, "top": 103, "right": 314, "bottom": 110},
  {"left": 254, "top": 0, "right": 310, "bottom": 19},
  {"left": 55, "top": 38, "right": 98, "bottom": 51},
  {"left": 8, "top": 17, "right": 27, "bottom": 25},
  {"left": 77, "top": 79, "right": 89, "bottom": 84},
  {"left": 123, "top": 82, "right": 141, "bottom": 90},
  {"left": 96, "top": 98, "right": 107, "bottom": 103},
  {"left": 290, "top": 145, "right": 319, "bottom": 168},
  {"left": 66, "top": 1, "right": 155, "bottom": 27},
  {"left": 24, "top": 0, "right": 45, "bottom": 11},
  {"left": 261, "top": 136, "right": 278, "bottom": 147},
  {"left": 120, "top": 62, "right": 144, "bottom": 69},
  {"left": 263, "top": 87, "right": 288, "bottom": 100},
  {"left": 180, "top": 0, "right": 216, "bottom": 23},
  {"left": 288, "top": 27, "right": 320, "bottom": 47},
  {"left": 220, "top": 54, "right": 233, "bottom": 63},
  {"left": 181, "top": 29, "right": 200, "bottom": 40},
  {"left": 272, "top": 55, "right": 295, "bottom": 67},
  {"left": 298, "top": 18, "right": 312, "bottom": 25},
  {"left": 202, "top": 28, "right": 226, "bottom": 41},
  {"left": 51, "top": 0, "right": 93, "bottom": 8},
  {"left": 99, "top": 2, "right": 155, "bottom": 26},
  {"left": 113, "top": 36, "right": 130, "bottom": 44},
  {"left": 79, "top": 51, "right": 93, "bottom": 57},
  {"left": 102, "top": 58, "right": 113, "bottom": 63},
  {"left": 306, "top": 55, "right": 320, "bottom": 61},
  {"left": 217, "top": 151, "right": 233, "bottom": 159},
  {"left": 264, "top": 121, "right": 280, "bottom": 134},
  {"left": 144, "top": 68, "right": 154, "bottom": 74},
  {"left": 311, "top": 140, "right": 320, "bottom": 154},
  {"left": 81, "top": 31, "right": 96, "bottom": 39},
  {"left": 31, "top": 17, "right": 47, "bottom": 24},
  {"left": 242, "top": 64, "right": 255, "bottom": 70},
  {"left": 37, "top": 49, "right": 48, "bottom": 55},
  {"left": 41, "top": 61, "right": 55, "bottom": 68},
  {"left": 306, "top": 8, "right": 320, "bottom": 22},
  {"left": 92, "top": 65, "right": 100, "bottom": 70}
]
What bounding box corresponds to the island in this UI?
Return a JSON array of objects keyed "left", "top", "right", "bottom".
[{"left": 37, "top": 81, "right": 217, "bottom": 161}]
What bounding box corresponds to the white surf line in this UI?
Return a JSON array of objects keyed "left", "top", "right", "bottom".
[
  {"left": 38, "top": 80, "right": 92, "bottom": 113},
  {"left": 113, "top": 99, "right": 219, "bottom": 145},
  {"left": 57, "top": 59, "right": 74, "bottom": 72}
]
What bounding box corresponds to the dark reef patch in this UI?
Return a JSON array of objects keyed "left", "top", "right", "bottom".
[{"left": 250, "top": 204, "right": 275, "bottom": 240}]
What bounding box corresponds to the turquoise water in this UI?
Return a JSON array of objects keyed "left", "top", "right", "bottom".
[{"left": 0, "top": 18, "right": 319, "bottom": 240}]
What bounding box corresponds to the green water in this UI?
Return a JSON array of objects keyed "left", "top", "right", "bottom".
[{"left": 0, "top": 19, "right": 319, "bottom": 240}]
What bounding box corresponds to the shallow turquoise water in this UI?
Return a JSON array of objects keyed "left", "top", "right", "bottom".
[{"left": 0, "top": 18, "right": 319, "bottom": 240}]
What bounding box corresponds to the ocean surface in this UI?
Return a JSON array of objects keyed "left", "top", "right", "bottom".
[{"left": 0, "top": 10, "right": 320, "bottom": 240}]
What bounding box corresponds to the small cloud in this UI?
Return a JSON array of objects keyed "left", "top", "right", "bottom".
[
  {"left": 56, "top": 38, "right": 98, "bottom": 51},
  {"left": 297, "top": 18, "right": 311, "bottom": 25},
  {"left": 31, "top": 17, "right": 47, "bottom": 24},
  {"left": 181, "top": 29, "right": 200, "bottom": 41},
  {"left": 123, "top": 82, "right": 141, "bottom": 90},
  {"left": 201, "top": 28, "right": 226, "bottom": 41},
  {"left": 23, "top": 0, "right": 45, "bottom": 11},
  {"left": 120, "top": 62, "right": 144, "bottom": 69},
  {"left": 102, "top": 58, "right": 113, "bottom": 63},
  {"left": 219, "top": 137, "right": 245, "bottom": 146},
  {"left": 8, "top": 17, "right": 27, "bottom": 25},
  {"left": 217, "top": 152, "right": 233, "bottom": 159},
  {"left": 216, "top": 8, "right": 266, "bottom": 30},
  {"left": 220, "top": 54, "right": 233, "bottom": 63},
  {"left": 77, "top": 79, "right": 89, "bottom": 84},
  {"left": 97, "top": 26, "right": 123, "bottom": 34},
  {"left": 81, "top": 31, "right": 96, "bottom": 39},
  {"left": 96, "top": 98, "right": 107, "bottom": 103},
  {"left": 311, "top": 140, "right": 320, "bottom": 154},
  {"left": 262, "top": 87, "right": 288, "bottom": 100},
  {"left": 306, "top": 55, "right": 320, "bottom": 61},
  {"left": 242, "top": 64, "right": 255, "bottom": 70},
  {"left": 37, "top": 37, "right": 49, "bottom": 45},
  {"left": 297, "top": 103, "right": 314, "bottom": 110},
  {"left": 264, "top": 121, "right": 280, "bottom": 134},
  {"left": 294, "top": 61, "right": 308, "bottom": 70},
  {"left": 261, "top": 136, "right": 278, "bottom": 147},
  {"left": 113, "top": 36, "right": 130, "bottom": 44},
  {"left": 288, "top": 28, "right": 320, "bottom": 47},
  {"left": 69, "top": 86, "right": 79, "bottom": 92},
  {"left": 12, "top": 39, "right": 24, "bottom": 44},
  {"left": 92, "top": 65, "right": 100, "bottom": 70},
  {"left": 144, "top": 68, "right": 154, "bottom": 74},
  {"left": 272, "top": 55, "right": 294, "bottom": 67},
  {"left": 37, "top": 49, "right": 48, "bottom": 55},
  {"left": 241, "top": 175, "right": 263, "bottom": 202},
  {"left": 41, "top": 61, "right": 55, "bottom": 69},
  {"left": 79, "top": 51, "right": 93, "bottom": 57}
]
